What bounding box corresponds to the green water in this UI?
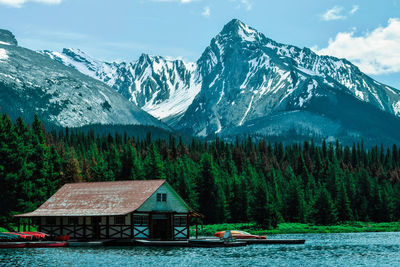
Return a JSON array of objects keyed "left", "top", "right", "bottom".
[{"left": 1, "top": 232, "right": 399, "bottom": 266}]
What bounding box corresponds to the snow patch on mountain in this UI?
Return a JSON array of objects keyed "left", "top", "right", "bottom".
[
  {"left": 239, "top": 95, "right": 254, "bottom": 126},
  {"left": 41, "top": 49, "right": 202, "bottom": 121},
  {"left": 393, "top": 101, "right": 400, "bottom": 116},
  {"left": 0, "top": 48, "right": 8, "bottom": 61},
  {"left": 38, "top": 19, "right": 400, "bottom": 139}
]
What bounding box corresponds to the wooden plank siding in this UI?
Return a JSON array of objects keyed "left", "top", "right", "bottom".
[
  {"left": 38, "top": 212, "right": 190, "bottom": 240},
  {"left": 33, "top": 181, "right": 192, "bottom": 240}
]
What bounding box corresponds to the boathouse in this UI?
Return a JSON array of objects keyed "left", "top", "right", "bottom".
[{"left": 15, "top": 180, "right": 198, "bottom": 240}]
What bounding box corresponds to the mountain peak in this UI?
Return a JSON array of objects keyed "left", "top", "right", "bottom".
[
  {"left": 0, "top": 29, "right": 18, "bottom": 46},
  {"left": 219, "top": 19, "right": 260, "bottom": 42}
]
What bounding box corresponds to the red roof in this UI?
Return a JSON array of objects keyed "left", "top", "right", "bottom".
[{"left": 16, "top": 180, "right": 166, "bottom": 217}]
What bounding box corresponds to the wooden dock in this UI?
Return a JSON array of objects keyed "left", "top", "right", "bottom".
[
  {"left": 1, "top": 238, "right": 305, "bottom": 248},
  {"left": 188, "top": 239, "right": 247, "bottom": 247},
  {"left": 130, "top": 238, "right": 305, "bottom": 247},
  {"left": 240, "top": 239, "right": 306, "bottom": 245}
]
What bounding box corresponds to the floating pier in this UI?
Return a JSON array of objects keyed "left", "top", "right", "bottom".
[
  {"left": 241, "top": 239, "right": 306, "bottom": 245},
  {"left": 104, "top": 238, "right": 305, "bottom": 248},
  {"left": 0, "top": 238, "right": 305, "bottom": 248}
]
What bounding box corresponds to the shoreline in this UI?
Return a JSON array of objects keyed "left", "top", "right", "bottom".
[{"left": 190, "top": 222, "right": 400, "bottom": 236}]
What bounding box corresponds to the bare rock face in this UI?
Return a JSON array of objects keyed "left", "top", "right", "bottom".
[
  {"left": 0, "top": 30, "right": 169, "bottom": 130},
  {"left": 0, "top": 29, "right": 18, "bottom": 46}
]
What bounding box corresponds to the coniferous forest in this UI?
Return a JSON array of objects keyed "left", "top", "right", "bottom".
[{"left": 1, "top": 113, "right": 400, "bottom": 229}]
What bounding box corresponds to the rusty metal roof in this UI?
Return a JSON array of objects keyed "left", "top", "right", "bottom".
[{"left": 16, "top": 180, "right": 166, "bottom": 217}]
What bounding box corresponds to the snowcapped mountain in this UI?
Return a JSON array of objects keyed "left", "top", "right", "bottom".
[
  {"left": 40, "top": 49, "right": 202, "bottom": 122},
  {"left": 39, "top": 19, "right": 400, "bottom": 143},
  {"left": 176, "top": 19, "right": 400, "bottom": 140},
  {"left": 0, "top": 29, "right": 169, "bottom": 129}
]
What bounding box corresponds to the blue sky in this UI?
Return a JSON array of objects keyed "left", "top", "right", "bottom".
[{"left": 1, "top": 0, "right": 400, "bottom": 88}]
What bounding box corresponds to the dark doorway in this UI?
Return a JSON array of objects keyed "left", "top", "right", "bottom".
[
  {"left": 92, "top": 217, "right": 100, "bottom": 239},
  {"left": 152, "top": 214, "right": 171, "bottom": 240}
]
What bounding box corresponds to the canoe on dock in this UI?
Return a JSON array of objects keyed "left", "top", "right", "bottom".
[
  {"left": 0, "top": 233, "right": 21, "bottom": 242},
  {"left": 22, "top": 232, "right": 48, "bottom": 240},
  {"left": 3, "top": 232, "right": 33, "bottom": 240}
]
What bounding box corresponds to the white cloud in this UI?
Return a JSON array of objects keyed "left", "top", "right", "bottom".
[
  {"left": 201, "top": 6, "right": 210, "bottom": 18},
  {"left": 322, "top": 6, "right": 346, "bottom": 21},
  {"left": 230, "top": 0, "right": 253, "bottom": 10},
  {"left": 350, "top": 5, "right": 359, "bottom": 15},
  {"left": 240, "top": 0, "right": 252, "bottom": 10},
  {"left": 321, "top": 5, "right": 360, "bottom": 21},
  {"left": 0, "top": 0, "right": 61, "bottom": 8},
  {"left": 316, "top": 18, "right": 400, "bottom": 75}
]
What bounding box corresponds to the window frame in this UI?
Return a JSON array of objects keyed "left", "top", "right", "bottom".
[
  {"left": 174, "top": 216, "right": 187, "bottom": 226},
  {"left": 157, "top": 193, "right": 167, "bottom": 202},
  {"left": 114, "top": 215, "right": 126, "bottom": 225},
  {"left": 46, "top": 217, "right": 56, "bottom": 225},
  {"left": 68, "top": 217, "right": 78, "bottom": 225},
  {"left": 133, "top": 215, "right": 149, "bottom": 226}
]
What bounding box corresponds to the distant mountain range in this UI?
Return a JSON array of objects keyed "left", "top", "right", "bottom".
[
  {"left": 0, "top": 29, "right": 168, "bottom": 130},
  {"left": 40, "top": 48, "right": 202, "bottom": 124},
  {"left": 2, "top": 19, "right": 400, "bottom": 144}
]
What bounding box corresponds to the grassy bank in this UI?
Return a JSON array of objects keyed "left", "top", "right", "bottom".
[{"left": 190, "top": 222, "right": 400, "bottom": 236}]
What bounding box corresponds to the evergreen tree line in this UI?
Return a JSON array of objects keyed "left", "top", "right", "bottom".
[{"left": 1, "top": 113, "right": 400, "bottom": 228}]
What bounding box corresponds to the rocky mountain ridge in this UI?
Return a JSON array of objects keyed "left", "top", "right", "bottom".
[{"left": 0, "top": 29, "right": 169, "bottom": 130}]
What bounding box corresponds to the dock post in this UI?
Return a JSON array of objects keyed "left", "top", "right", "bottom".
[
  {"left": 17, "top": 218, "right": 20, "bottom": 232},
  {"left": 28, "top": 218, "right": 31, "bottom": 232}
]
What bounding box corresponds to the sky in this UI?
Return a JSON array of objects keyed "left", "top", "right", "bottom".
[{"left": 1, "top": 0, "right": 400, "bottom": 88}]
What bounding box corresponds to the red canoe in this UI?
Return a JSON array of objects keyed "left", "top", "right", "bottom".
[
  {"left": 214, "top": 230, "right": 266, "bottom": 239},
  {"left": 3, "top": 232, "right": 33, "bottom": 240},
  {"left": 22, "top": 232, "right": 49, "bottom": 240},
  {"left": 55, "top": 235, "right": 70, "bottom": 241}
]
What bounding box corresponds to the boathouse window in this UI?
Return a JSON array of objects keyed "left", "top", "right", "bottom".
[
  {"left": 134, "top": 215, "right": 149, "bottom": 226},
  {"left": 157, "top": 193, "right": 167, "bottom": 202},
  {"left": 46, "top": 217, "right": 56, "bottom": 225},
  {"left": 115, "top": 215, "right": 125, "bottom": 225},
  {"left": 68, "top": 217, "right": 78, "bottom": 225},
  {"left": 174, "top": 216, "right": 187, "bottom": 226}
]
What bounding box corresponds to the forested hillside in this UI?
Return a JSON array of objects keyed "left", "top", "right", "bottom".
[{"left": 0, "top": 113, "right": 399, "bottom": 228}]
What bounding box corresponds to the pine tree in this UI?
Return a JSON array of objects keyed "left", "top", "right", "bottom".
[
  {"left": 336, "top": 179, "right": 353, "bottom": 221},
  {"left": 311, "top": 187, "right": 338, "bottom": 225},
  {"left": 285, "top": 177, "right": 306, "bottom": 222},
  {"left": 197, "top": 153, "right": 226, "bottom": 224},
  {"left": 144, "top": 143, "right": 166, "bottom": 180},
  {"left": 249, "top": 182, "right": 280, "bottom": 229}
]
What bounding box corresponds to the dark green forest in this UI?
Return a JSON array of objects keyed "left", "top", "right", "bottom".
[{"left": 1, "top": 113, "right": 400, "bottom": 229}]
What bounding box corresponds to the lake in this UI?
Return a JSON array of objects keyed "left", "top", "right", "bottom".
[{"left": 1, "top": 232, "right": 400, "bottom": 266}]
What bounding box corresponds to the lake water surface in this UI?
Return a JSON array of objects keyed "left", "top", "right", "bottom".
[{"left": 1, "top": 232, "right": 400, "bottom": 266}]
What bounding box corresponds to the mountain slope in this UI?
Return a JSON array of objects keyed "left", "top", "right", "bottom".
[
  {"left": 41, "top": 49, "right": 202, "bottom": 122},
  {"left": 0, "top": 29, "right": 169, "bottom": 129},
  {"left": 38, "top": 20, "right": 400, "bottom": 143},
  {"left": 176, "top": 19, "right": 400, "bottom": 142}
]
